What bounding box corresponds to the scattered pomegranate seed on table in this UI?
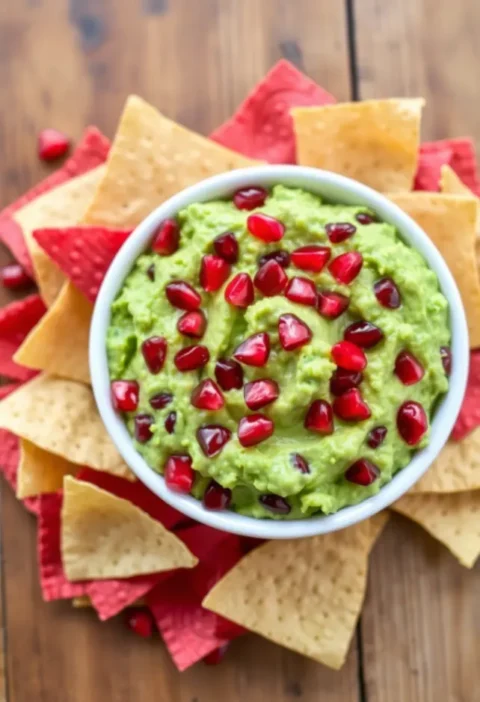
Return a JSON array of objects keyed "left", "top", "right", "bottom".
[
  {"left": 254, "top": 259, "right": 288, "bottom": 296},
  {"left": 367, "top": 426, "right": 388, "bottom": 448},
  {"left": 333, "top": 388, "right": 371, "bottom": 421},
  {"left": 165, "top": 281, "right": 202, "bottom": 310},
  {"left": 203, "top": 480, "right": 232, "bottom": 510},
  {"left": 247, "top": 213, "right": 285, "bottom": 242},
  {"left": 233, "top": 186, "right": 268, "bottom": 210},
  {"left": 164, "top": 411, "right": 177, "bottom": 434},
  {"left": 331, "top": 340, "right": 367, "bottom": 371},
  {"left": 234, "top": 332, "right": 270, "bottom": 366},
  {"left": 291, "top": 245, "right": 331, "bottom": 272},
  {"left": 238, "top": 414, "right": 274, "bottom": 446},
  {"left": 290, "top": 453, "right": 310, "bottom": 474},
  {"left": 317, "top": 290, "right": 349, "bottom": 319},
  {"left": 326, "top": 222, "right": 356, "bottom": 243},
  {"left": 213, "top": 231, "right": 239, "bottom": 263},
  {"left": 37, "top": 128, "right": 70, "bottom": 161},
  {"left": 344, "top": 320, "right": 383, "bottom": 348},
  {"left": 259, "top": 494, "right": 291, "bottom": 514},
  {"left": 278, "top": 314, "right": 312, "bottom": 351},
  {"left": 174, "top": 345, "right": 210, "bottom": 371},
  {"left": 125, "top": 609, "right": 154, "bottom": 638},
  {"left": 374, "top": 277, "right": 401, "bottom": 309},
  {"left": 197, "top": 425, "right": 232, "bottom": 457},
  {"left": 141, "top": 336, "right": 167, "bottom": 374},
  {"left": 397, "top": 401, "right": 427, "bottom": 445},
  {"left": 111, "top": 380, "right": 139, "bottom": 412},
  {"left": 330, "top": 368, "right": 363, "bottom": 396},
  {"left": 285, "top": 277, "right": 317, "bottom": 306},
  {"left": 440, "top": 346, "right": 452, "bottom": 375},
  {"left": 304, "top": 400, "right": 334, "bottom": 434},
  {"left": 328, "top": 251, "right": 363, "bottom": 284},
  {"left": 394, "top": 351, "right": 425, "bottom": 385},
  {"left": 191, "top": 379, "right": 225, "bottom": 410},
  {"left": 164, "top": 454, "right": 195, "bottom": 493},
  {"left": 244, "top": 379, "right": 279, "bottom": 410},
  {"left": 149, "top": 392, "right": 173, "bottom": 409},
  {"left": 134, "top": 414, "right": 154, "bottom": 443},
  {"left": 177, "top": 310, "right": 207, "bottom": 338},
  {"left": 215, "top": 359, "right": 244, "bottom": 390},
  {"left": 224, "top": 272, "right": 255, "bottom": 308},
  {"left": 258, "top": 249, "right": 291, "bottom": 268},
  {"left": 0, "top": 263, "right": 32, "bottom": 289},
  {"left": 345, "top": 458, "right": 379, "bottom": 486},
  {"left": 152, "top": 219, "right": 180, "bottom": 255}
]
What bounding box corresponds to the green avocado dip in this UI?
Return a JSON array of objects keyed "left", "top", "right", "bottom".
[{"left": 107, "top": 184, "right": 451, "bottom": 520}]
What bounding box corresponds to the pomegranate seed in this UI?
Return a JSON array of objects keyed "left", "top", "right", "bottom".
[
  {"left": 0, "top": 263, "right": 32, "bottom": 289},
  {"left": 177, "top": 310, "right": 207, "bottom": 338},
  {"left": 38, "top": 128, "right": 70, "bottom": 161},
  {"left": 233, "top": 186, "right": 268, "bottom": 211},
  {"left": 367, "top": 426, "right": 387, "bottom": 448},
  {"left": 152, "top": 219, "right": 180, "bottom": 255},
  {"left": 326, "top": 222, "right": 356, "bottom": 243},
  {"left": 191, "top": 379, "right": 225, "bottom": 410},
  {"left": 149, "top": 392, "right": 173, "bottom": 409},
  {"left": 134, "top": 414, "right": 154, "bottom": 443},
  {"left": 215, "top": 359, "right": 244, "bottom": 390},
  {"left": 244, "top": 379, "right": 279, "bottom": 410},
  {"left": 247, "top": 213, "right": 285, "bottom": 242},
  {"left": 234, "top": 333, "right": 270, "bottom": 366},
  {"left": 304, "top": 399, "right": 334, "bottom": 434},
  {"left": 165, "top": 411, "right": 177, "bottom": 433},
  {"left": 164, "top": 454, "right": 194, "bottom": 493},
  {"left": 278, "top": 314, "right": 312, "bottom": 351},
  {"left": 397, "top": 401, "right": 428, "bottom": 446},
  {"left": 329, "top": 251, "right": 363, "bottom": 284},
  {"left": 141, "top": 336, "right": 167, "bottom": 374},
  {"left": 203, "top": 480, "right": 232, "bottom": 509},
  {"left": 213, "top": 232, "right": 239, "bottom": 263},
  {"left": 147, "top": 264, "right": 155, "bottom": 281},
  {"left": 356, "top": 212, "right": 377, "bottom": 225},
  {"left": 330, "top": 368, "right": 363, "bottom": 396},
  {"left": 291, "top": 453, "right": 310, "bottom": 474},
  {"left": 374, "top": 277, "right": 401, "bottom": 309},
  {"left": 345, "top": 458, "right": 379, "bottom": 486},
  {"left": 440, "top": 346, "right": 452, "bottom": 376},
  {"left": 285, "top": 277, "right": 317, "bottom": 306},
  {"left": 111, "top": 380, "right": 139, "bottom": 412},
  {"left": 197, "top": 425, "right": 232, "bottom": 457},
  {"left": 174, "top": 345, "right": 210, "bottom": 373},
  {"left": 259, "top": 250, "right": 291, "bottom": 268},
  {"left": 238, "top": 414, "right": 274, "bottom": 447},
  {"left": 166, "top": 281, "right": 201, "bottom": 310},
  {"left": 317, "top": 290, "right": 350, "bottom": 319},
  {"left": 333, "top": 388, "right": 371, "bottom": 421},
  {"left": 291, "top": 245, "right": 331, "bottom": 273},
  {"left": 126, "top": 610, "right": 154, "bottom": 638},
  {"left": 259, "top": 494, "right": 291, "bottom": 515},
  {"left": 331, "top": 341, "right": 367, "bottom": 371},
  {"left": 394, "top": 351, "right": 424, "bottom": 386},
  {"left": 344, "top": 320, "right": 383, "bottom": 348},
  {"left": 254, "top": 260, "right": 288, "bottom": 296},
  {"left": 204, "top": 644, "right": 229, "bottom": 665},
  {"left": 200, "top": 254, "right": 231, "bottom": 292},
  {"left": 224, "top": 273, "right": 255, "bottom": 308}
]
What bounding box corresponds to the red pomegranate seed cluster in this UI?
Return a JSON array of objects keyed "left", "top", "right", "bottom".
[{"left": 110, "top": 189, "right": 449, "bottom": 509}]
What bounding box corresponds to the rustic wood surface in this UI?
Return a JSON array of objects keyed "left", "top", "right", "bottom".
[{"left": 0, "top": 1, "right": 478, "bottom": 700}]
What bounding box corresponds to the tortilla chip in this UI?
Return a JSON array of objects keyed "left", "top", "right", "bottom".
[
  {"left": 14, "top": 166, "right": 105, "bottom": 305},
  {"left": 61, "top": 476, "right": 197, "bottom": 581},
  {"left": 292, "top": 98, "right": 424, "bottom": 192},
  {"left": 393, "top": 491, "right": 480, "bottom": 568},
  {"left": 14, "top": 282, "right": 92, "bottom": 385},
  {"left": 389, "top": 192, "right": 480, "bottom": 347},
  {"left": 440, "top": 164, "right": 472, "bottom": 196},
  {"left": 16, "top": 438, "right": 78, "bottom": 499},
  {"left": 0, "top": 374, "right": 133, "bottom": 479},
  {"left": 83, "top": 95, "right": 260, "bottom": 228},
  {"left": 72, "top": 595, "right": 145, "bottom": 609},
  {"left": 203, "top": 512, "right": 388, "bottom": 670}
]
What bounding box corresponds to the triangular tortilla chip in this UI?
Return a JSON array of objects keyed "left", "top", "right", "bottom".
[
  {"left": 61, "top": 477, "right": 197, "bottom": 580},
  {"left": 393, "top": 491, "right": 480, "bottom": 568},
  {"left": 389, "top": 192, "right": 480, "bottom": 347},
  {"left": 17, "top": 438, "right": 78, "bottom": 499},
  {"left": 203, "top": 513, "right": 388, "bottom": 670},
  {"left": 0, "top": 374, "right": 133, "bottom": 479},
  {"left": 83, "top": 95, "right": 260, "bottom": 227},
  {"left": 14, "top": 282, "right": 92, "bottom": 385},
  {"left": 292, "top": 98, "right": 424, "bottom": 192},
  {"left": 440, "top": 164, "right": 473, "bottom": 196},
  {"left": 14, "top": 165, "right": 105, "bottom": 305}
]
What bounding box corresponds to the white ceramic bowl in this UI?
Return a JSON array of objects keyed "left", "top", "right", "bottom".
[{"left": 90, "top": 166, "right": 469, "bottom": 539}]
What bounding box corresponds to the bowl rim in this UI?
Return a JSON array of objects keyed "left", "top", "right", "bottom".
[{"left": 90, "top": 165, "right": 469, "bottom": 540}]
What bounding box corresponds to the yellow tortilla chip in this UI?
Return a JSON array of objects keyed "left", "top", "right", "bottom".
[
  {"left": 393, "top": 491, "right": 480, "bottom": 568},
  {"left": 389, "top": 192, "right": 480, "bottom": 347},
  {"left": 14, "top": 282, "right": 92, "bottom": 385},
  {"left": 83, "top": 95, "right": 260, "bottom": 227},
  {"left": 292, "top": 99, "right": 424, "bottom": 192},
  {"left": 203, "top": 512, "right": 388, "bottom": 670},
  {"left": 410, "top": 429, "right": 480, "bottom": 494},
  {"left": 440, "top": 165, "right": 480, "bottom": 268},
  {"left": 0, "top": 374, "right": 133, "bottom": 479},
  {"left": 14, "top": 166, "right": 105, "bottom": 305},
  {"left": 61, "top": 477, "right": 197, "bottom": 580},
  {"left": 17, "top": 438, "right": 78, "bottom": 499}
]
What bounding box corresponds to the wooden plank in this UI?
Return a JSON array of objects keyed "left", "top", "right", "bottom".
[
  {"left": 0, "top": 1, "right": 358, "bottom": 700},
  {"left": 354, "top": 2, "right": 480, "bottom": 699}
]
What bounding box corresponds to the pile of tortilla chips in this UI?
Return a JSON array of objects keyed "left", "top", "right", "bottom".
[{"left": 0, "top": 60, "right": 478, "bottom": 672}]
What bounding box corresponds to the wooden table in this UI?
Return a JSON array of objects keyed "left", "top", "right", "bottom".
[{"left": 0, "top": 1, "right": 479, "bottom": 700}]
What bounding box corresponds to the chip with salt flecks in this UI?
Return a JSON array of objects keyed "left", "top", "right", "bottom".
[
  {"left": 0, "top": 294, "right": 46, "bottom": 382},
  {"left": 393, "top": 491, "right": 480, "bottom": 568},
  {"left": 16, "top": 438, "right": 78, "bottom": 499},
  {"left": 210, "top": 59, "right": 336, "bottom": 164},
  {"left": 33, "top": 226, "right": 132, "bottom": 303},
  {"left": 292, "top": 98, "right": 424, "bottom": 193},
  {"left": 414, "top": 144, "right": 453, "bottom": 191},
  {"left": 203, "top": 512, "right": 388, "bottom": 670},
  {"left": 14, "top": 282, "right": 92, "bottom": 385},
  {"left": 389, "top": 192, "right": 480, "bottom": 347},
  {"left": 423, "top": 137, "right": 480, "bottom": 196},
  {"left": 451, "top": 351, "right": 480, "bottom": 440},
  {"left": 61, "top": 477, "right": 197, "bottom": 581},
  {"left": 82, "top": 95, "right": 260, "bottom": 228},
  {"left": 0, "top": 374, "right": 132, "bottom": 478}
]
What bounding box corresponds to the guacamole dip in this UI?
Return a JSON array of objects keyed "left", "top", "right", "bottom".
[{"left": 107, "top": 185, "right": 451, "bottom": 519}]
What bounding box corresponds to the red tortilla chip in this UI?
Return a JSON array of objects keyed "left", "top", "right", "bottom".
[
  {"left": 86, "top": 573, "right": 169, "bottom": 621},
  {"left": 210, "top": 59, "right": 336, "bottom": 164},
  {"left": 414, "top": 145, "right": 452, "bottom": 191},
  {"left": 421, "top": 138, "right": 480, "bottom": 195},
  {"left": 0, "top": 295, "right": 46, "bottom": 381},
  {"left": 33, "top": 226, "right": 132, "bottom": 303},
  {"left": 451, "top": 351, "right": 480, "bottom": 440},
  {"left": 0, "top": 428, "right": 39, "bottom": 515}
]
